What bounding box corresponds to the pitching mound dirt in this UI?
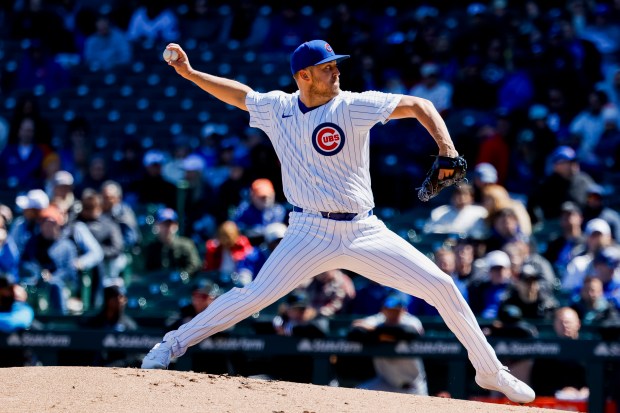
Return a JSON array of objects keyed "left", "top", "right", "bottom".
[{"left": 0, "top": 366, "right": 567, "bottom": 413}]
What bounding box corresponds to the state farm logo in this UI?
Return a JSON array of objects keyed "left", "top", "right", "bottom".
[{"left": 312, "top": 122, "right": 345, "bottom": 156}]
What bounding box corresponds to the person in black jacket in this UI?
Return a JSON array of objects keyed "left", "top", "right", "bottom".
[{"left": 76, "top": 189, "right": 125, "bottom": 309}]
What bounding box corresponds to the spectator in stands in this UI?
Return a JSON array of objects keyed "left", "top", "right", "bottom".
[
  {"left": 180, "top": 154, "right": 217, "bottom": 237},
  {"left": 350, "top": 293, "right": 428, "bottom": 396},
  {"left": 126, "top": 1, "right": 179, "bottom": 44},
  {"left": 531, "top": 307, "right": 588, "bottom": 398},
  {"left": 265, "top": 289, "right": 329, "bottom": 383},
  {"left": 592, "top": 106, "right": 620, "bottom": 173},
  {"left": 0, "top": 274, "right": 37, "bottom": 367},
  {"left": 484, "top": 208, "right": 530, "bottom": 253},
  {"left": 261, "top": 5, "right": 316, "bottom": 55},
  {"left": 75, "top": 155, "right": 109, "bottom": 198},
  {"left": 502, "top": 239, "right": 557, "bottom": 295},
  {"left": 0, "top": 216, "right": 19, "bottom": 284},
  {"left": 474, "top": 119, "right": 511, "bottom": 185},
  {"left": 0, "top": 205, "right": 12, "bottom": 232},
  {"left": 83, "top": 284, "right": 137, "bottom": 332},
  {"left": 0, "top": 117, "right": 44, "bottom": 190},
  {"left": 570, "top": 275, "right": 619, "bottom": 325},
  {"left": 543, "top": 201, "right": 587, "bottom": 281},
  {"left": 101, "top": 180, "right": 141, "bottom": 251},
  {"left": 41, "top": 152, "right": 61, "bottom": 196},
  {"left": 523, "top": 104, "right": 559, "bottom": 177},
  {"left": 20, "top": 206, "right": 79, "bottom": 314},
  {"left": 484, "top": 304, "right": 539, "bottom": 389},
  {"left": 591, "top": 247, "right": 620, "bottom": 310},
  {"left": 10, "top": 0, "right": 71, "bottom": 53},
  {"left": 452, "top": 55, "right": 497, "bottom": 111},
  {"left": 109, "top": 139, "right": 143, "bottom": 193},
  {"left": 56, "top": 117, "right": 91, "bottom": 187},
  {"left": 422, "top": 184, "right": 487, "bottom": 237},
  {"left": 144, "top": 208, "right": 202, "bottom": 277},
  {"left": 49, "top": 170, "right": 77, "bottom": 218},
  {"left": 203, "top": 220, "right": 259, "bottom": 287},
  {"left": 582, "top": 183, "right": 620, "bottom": 241},
  {"left": 216, "top": 162, "right": 248, "bottom": 224},
  {"left": 471, "top": 162, "right": 498, "bottom": 204},
  {"left": 0, "top": 275, "right": 34, "bottom": 333},
  {"left": 563, "top": 218, "right": 616, "bottom": 293},
  {"left": 162, "top": 136, "right": 192, "bottom": 186},
  {"left": 164, "top": 278, "right": 229, "bottom": 374},
  {"left": 83, "top": 12, "right": 132, "bottom": 71},
  {"left": 76, "top": 189, "right": 126, "bottom": 307},
  {"left": 527, "top": 145, "right": 596, "bottom": 224},
  {"left": 486, "top": 304, "right": 539, "bottom": 339},
  {"left": 468, "top": 250, "right": 513, "bottom": 319},
  {"left": 78, "top": 283, "right": 141, "bottom": 368},
  {"left": 231, "top": 178, "right": 287, "bottom": 243},
  {"left": 15, "top": 39, "right": 71, "bottom": 93},
  {"left": 7, "top": 92, "right": 53, "bottom": 151},
  {"left": 479, "top": 184, "right": 532, "bottom": 239},
  {"left": 232, "top": 1, "right": 272, "bottom": 47},
  {"left": 498, "top": 264, "right": 559, "bottom": 320},
  {"left": 180, "top": 0, "right": 231, "bottom": 43},
  {"left": 409, "top": 62, "right": 453, "bottom": 115},
  {"left": 255, "top": 222, "right": 287, "bottom": 271},
  {"left": 454, "top": 238, "right": 477, "bottom": 284},
  {"left": 131, "top": 149, "right": 177, "bottom": 209},
  {"left": 302, "top": 269, "right": 356, "bottom": 318},
  {"left": 569, "top": 90, "right": 608, "bottom": 167},
  {"left": 166, "top": 279, "right": 221, "bottom": 331},
  {"left": 10, "top": 189, "right": 49, "bottom": 255},
  {"left": 410, "top": 247, "right": 468, "bottom": 317},
  {"left": 544, "top": 85, "right": 577, "bottom": 145}
]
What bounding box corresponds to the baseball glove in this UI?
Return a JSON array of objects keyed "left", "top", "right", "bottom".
[{"left": 417, "top": 155, "right": 468, "bottom": 202}]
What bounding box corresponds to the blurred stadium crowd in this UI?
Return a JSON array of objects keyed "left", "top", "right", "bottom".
[{"left": 1, "top": 0, "right": 620, "bottom": 402}]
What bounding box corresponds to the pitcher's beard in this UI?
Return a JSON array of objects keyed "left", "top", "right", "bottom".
[{"left": 310, "top": 82, "right": 340, "bottom": 100}]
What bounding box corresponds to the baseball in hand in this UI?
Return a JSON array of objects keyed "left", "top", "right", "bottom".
[{"left": 163, "top": 49, "right": 179, "bottom": 62}]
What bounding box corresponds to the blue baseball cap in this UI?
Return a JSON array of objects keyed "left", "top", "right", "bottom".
[
  {"left": 383, "top": 293, "right": 411, "bottom": 309},
  {"left": 156, "top": 208, "right": 178, "bottom": 223},
  {"left": 549, "top": 146, "right": 576, "bottom": 164},
  {"left": 290, "top": 40, "right": 350, "bottom": 75}
]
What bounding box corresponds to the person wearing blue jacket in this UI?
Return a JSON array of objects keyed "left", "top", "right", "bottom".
[{"left": 0, "top": 276, "right": 34, "bottom": 333}]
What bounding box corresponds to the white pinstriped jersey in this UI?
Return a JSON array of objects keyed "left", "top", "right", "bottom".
[{"left": 246, "top": 90, "right": 401, "bottom": 213}]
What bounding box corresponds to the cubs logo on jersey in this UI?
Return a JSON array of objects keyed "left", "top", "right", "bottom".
[{"left": 312, "top": 122, "right": 345, "bottom": 156}]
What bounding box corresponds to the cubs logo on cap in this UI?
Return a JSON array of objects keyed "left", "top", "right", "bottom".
[
  {"left": 290, "top": 40, "right": 350, "bottom": 74},
  {"left": 312, "top": 122, "right": 345, "bottom": 156}
]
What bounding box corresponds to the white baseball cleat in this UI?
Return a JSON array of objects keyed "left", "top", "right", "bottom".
[
  {"left": 141, "top": 340, "right": 174, "bottom": 369},
  {"left": 475, "top": 367, "right": 536, "bottom": 403}
]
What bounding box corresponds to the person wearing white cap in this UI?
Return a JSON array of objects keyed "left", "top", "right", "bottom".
[
  {"left": 468, "top": 250, "right": 513, "bottom": 319},
  {"left": 472, "top": 162, "right": 497, "bottom": 203},
  {"left": 255, "top": 222, "right": 289, "bottom": 271},
  {"left": 563, "top": 218, "right": 615, "bottom": 292},
  {"left": 409, "top": 62, "right": 453, "bottom": 115},
  {"left": 50, "top": 170, "right": 77, "bottom": 216},
  {"left": 10, "top": 189, "right": 49, "bottom": 255}
]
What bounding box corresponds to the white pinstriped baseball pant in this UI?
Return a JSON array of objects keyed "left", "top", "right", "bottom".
[{"left": 164, "top": 211, "right": 503, "bottom": 375}]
